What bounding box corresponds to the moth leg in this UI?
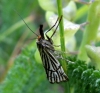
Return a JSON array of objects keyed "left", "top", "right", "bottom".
[
  {"left": 52, "top": 51, "right": 64, "bottom": 60},
  {"left": 53, "top": 45, "right": 61, "bottom": 47},
  {"left": 45, "top": 15, "right": 63, "bottom": 39},
  {"left": 50, "top": 16, "right": 62, "bottom": 38},
  {"left": 45, "top": 17, "right": 59, "bottom": 36},
  {"left": 45, "top": 17, "right": 59, "bottom": 44}
]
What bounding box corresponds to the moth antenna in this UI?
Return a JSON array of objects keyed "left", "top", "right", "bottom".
[{"left": 13, "top": 9, "right": 38, "bottom": 36}]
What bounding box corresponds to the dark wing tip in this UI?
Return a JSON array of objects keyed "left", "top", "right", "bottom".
[{"left": 49, "top": 76, "right": 69, "bottom": 84}]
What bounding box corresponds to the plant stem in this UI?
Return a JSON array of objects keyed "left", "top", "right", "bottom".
[
  {"left": 57, "top": 0, "right": 67, "bottom": 71},
  {"left": 57, "top": 1, "right": 70, "bottom": 92}
]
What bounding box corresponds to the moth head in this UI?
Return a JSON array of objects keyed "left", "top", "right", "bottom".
[{"left": 37, "top": 35, "right": 42, "bottom": 41}]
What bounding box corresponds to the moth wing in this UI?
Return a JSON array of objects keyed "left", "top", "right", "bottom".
[{"left": 39, "top": 48, "right": 69, "bottom": 83}]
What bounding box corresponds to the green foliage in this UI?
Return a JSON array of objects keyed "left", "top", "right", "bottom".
[
  {"left": 78, "top": 1, "right": 100, "bottom": 60},
  {"left": 67, "top": 57, "right": 100, "bottom": 93},
  {"left": 0, "top": 48, "right": 60, "bottom": 93},
  {"left": 0, "top": 49, "right": 100, "bottom": 93}
]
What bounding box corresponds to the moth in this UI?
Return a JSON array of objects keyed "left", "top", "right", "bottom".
[
  {"left": 15, "top": 10, "right": 68, "bottom": 83},
  {"left": 36, "top": 16, "right": 68, "bottom": 83}
]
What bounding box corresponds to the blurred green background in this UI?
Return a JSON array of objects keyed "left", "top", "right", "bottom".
[
  {"left": 0, "top": 0, "right": 44, "bottom": 64},
  {"left": 0, "top": 0, "right": 44, "bottom": 77}
]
